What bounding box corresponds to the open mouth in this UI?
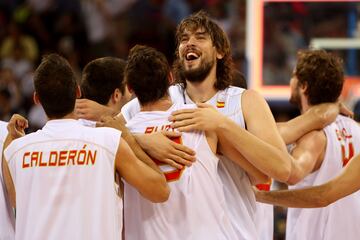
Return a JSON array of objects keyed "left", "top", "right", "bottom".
[{"left": 185, "top": 52, "right": 200, "bottom": 61}]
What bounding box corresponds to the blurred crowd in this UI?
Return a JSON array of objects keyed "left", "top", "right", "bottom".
[
  {"left": 263, "top": 2, "right": 359, "bottom": 85},
  {"left": 0, "top": 0, "right": 247, "bottom": 131}
]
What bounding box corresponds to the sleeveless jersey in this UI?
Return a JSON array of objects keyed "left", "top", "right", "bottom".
[
  {"left": 4, "top": 119, "right": 122, "bottom": 240},
  {"left": 121, "top": 85, "right": 267, "bottom": 239},
  {"left": 286, "top": 115, "right": 360, "bottom": 240},
  {"left": 0, "top": 121, "right": 15, "bottom": 240},
  {"left": 124, "top": 101, "right": 237, "bottom": 240}
]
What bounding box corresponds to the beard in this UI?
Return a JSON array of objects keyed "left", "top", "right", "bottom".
[
  {"left": 289, "top": 86, "right": 302, "bottom": 109},
  {"left": 179, "top": 57, "right": 214, "bottom": 83}
]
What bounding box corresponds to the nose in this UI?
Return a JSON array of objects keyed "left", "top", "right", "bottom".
[{"left": 186, "top": 35, "right": 196, "bottom": 47}]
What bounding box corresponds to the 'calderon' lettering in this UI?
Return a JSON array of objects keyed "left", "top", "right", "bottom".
[{"left": 22, "top": 145, "right": 97, "bottom": 169}]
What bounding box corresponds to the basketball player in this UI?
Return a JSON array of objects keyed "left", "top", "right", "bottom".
[
  {"left": 2, "top": 54, "right": 169, "bottom": 240},
  {"left": 122, "top": 44, "right": 248, "bottom": 239},
  {"left": 255, "top": 50, "right": 360, "bottom": 240},
  {"left": 76, "top": 59, "right": 196, "bottom": 169},
  {"left": 78, "top": 57, "right": 131, "bottom": 126},
  {"left": 120, "top": 11, "right": 348, "bottom": 239}
]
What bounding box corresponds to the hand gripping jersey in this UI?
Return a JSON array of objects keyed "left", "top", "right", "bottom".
[
  {"left": 286, "top": 115, "right": 360, "bottom": 240},
  {"left": 124, "top": 101, "right": 237, "bottom": 240},
  {"left": 121, "top": 85, "right": 266, "bottom": 240},
  {"left": 0, "top": 121, "right": 15, "bottom": 240},
  {"left": 4, "top": 119, "right": 122, "bottom": 240}
]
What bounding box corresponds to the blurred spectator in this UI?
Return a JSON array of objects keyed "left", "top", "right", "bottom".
[{"left": 0, "top": 21, "right": 38, "bottom": 62}]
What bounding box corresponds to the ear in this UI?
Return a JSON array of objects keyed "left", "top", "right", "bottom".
[
  {"left": 33, "top": 92, "right": 40, "bottom": 105},
  {"left": 76, "top": 85, "right": 81, "bottom": 98},
  {"left": 299, "top": 82, "right": 307, "bottom": 94},
  {"left": 111, "top": 88, "right": 121, "bottom": 103},
  {"left": 216, "top": 49, "right": 224, "bottom": 60}
]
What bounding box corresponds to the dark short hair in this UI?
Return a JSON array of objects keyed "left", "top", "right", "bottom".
[
  {"left": 173, "top": 10, "right": 233, "bottom": 90},
  {"left": 81, "top": 57, "right": 126, "bottom": 105},
  {"left": 125, "top": 45, "right": 170, "bottom": 105},
  {"left": 296, "top": 50, "right": 344, "bottom": 105},
  {"left": 34, "top": 54, "right": 77, "bottom": 118}
]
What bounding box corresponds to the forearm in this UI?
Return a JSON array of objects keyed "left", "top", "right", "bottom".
[
  {"left": 256, "top": 184, "right": 331, "bottom": 208},
  {"left": 217, "top": 118, "right": 291, "bottom": 182},
  {"left": 219, "top": 142, "right": 269, "bottom": 185},
  {"left": 278, "top": 115, "right": 317, "bottom": 145},
  {"left": 121, "top": 130, "right": 163, "bottom": 175},
  {"left": 2, "top": 135, "right": 16, "bottom": 208}
]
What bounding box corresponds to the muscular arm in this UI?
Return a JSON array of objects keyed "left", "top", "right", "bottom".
[
  {"left": 115, "top": 137, "right": 169, "bottom": 203},
  {"left": 216, "top": 90, "right": 292, "bottom": 182},
  {"left": 218, "top": 138, "right": 269, "bottom": 185},
  {"left": 278, "top": 103, "right": 339, "bottom": 145},
  {"left": 256, "top": 152, "right": 360, "bottom": 208},
  {"left": 286, "top": 130, "right": 326, "bottom": 185},
  {"left": 170, "top": 90, "right": 292, "bottom": 182}
]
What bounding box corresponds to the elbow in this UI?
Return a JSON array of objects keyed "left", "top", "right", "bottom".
[
  {"left": 273, "top": 164, "right": 292, "bottom": 183},
  {"left": 148, "top": 177, "right": 170, "bottom": 203},
  {"left": 286, "top": 175, "right": 302, "bottom": 186},
  {"left": 154, "top": 184, "right": 170, "bottom": 203},
  {"left": 251, "top": 174, "right": 270, "bottom": 186}
]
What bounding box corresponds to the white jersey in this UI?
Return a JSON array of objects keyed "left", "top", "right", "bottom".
[
  {"left": 124, "top": 101, "right": 237, "bottom": 240},
  {"left": 0, "top": 121, "right": 15, "bottom": 240},
  {"left": 286, "top": 115, "right": 360, "bottom": 240},
  {"left": 4, "top": 119, "right": 122, "bottom": 240},
  {"left": 121, "top": 85, "right": 266, "bottom": 239}
]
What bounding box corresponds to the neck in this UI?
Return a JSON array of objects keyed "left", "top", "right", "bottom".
[
  {"left": 140, "top": 96, "right": 173, "bottom": 111},
  {"left": 48, "top": 111, "right": 77, "bottom": 121},
  {"left": 185, "top": 66, "right": 218, "bottom": 103},
  {"left": 300, "top": 95, "right": 310, "bottom": 114}
]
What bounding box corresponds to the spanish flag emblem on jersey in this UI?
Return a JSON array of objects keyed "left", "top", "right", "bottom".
[
  {"left": 216, "top": 100, "right": 225, "bottom": 108},
  {"left": 216, "top": 93, "right": 226, "bottom": 108}
]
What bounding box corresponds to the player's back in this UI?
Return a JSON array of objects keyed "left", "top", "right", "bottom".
[
  {"left": 286, "top": 115, "right": 360, "bottom": 240},
  {"left": 4, "top": 119, "right": 122, "bottom": 240},
  {"left": 124, "top": 101, "right": 237, "bottom": 240}
]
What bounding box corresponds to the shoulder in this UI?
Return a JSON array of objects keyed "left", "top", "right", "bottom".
[{"left": 296, "top": 130, "right": 327, "bottom": 150}]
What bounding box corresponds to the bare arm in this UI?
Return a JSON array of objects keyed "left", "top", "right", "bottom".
[
  {"left": 278, "top": 103, "right": 339, "bottom": 145},
  {"left": 75, "top": 99, "right": 117, "bottom": 121},
  {"left": 218, "top": 139, "right": 269, "bottom": 185},
  {"left": 98, "top": 116, "right": 163, "bottom": 175},
  {"left": 2, "top": 114, "right": 29, "bottom": 208},
  {"left": 286, "top": 130, "right": 326, "bottom": 185},
  {"left": 170, "top": 90, "right": 292, "bottom": 182},
  {"left": 256, "top": 152, "right": 360, "bottom": 208},
  {"left": 117, "top": 113, "right": 196, "bottom": 169},
  {"left": 115, "top": 137, "right": 170, "bottom": 203}
]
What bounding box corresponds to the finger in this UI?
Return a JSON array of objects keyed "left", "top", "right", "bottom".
[
  {"left": 168, "top": 154, "right": 193, "bottom": 167},
  {"left": 171, "top": 149, "right": 196, "bottom": 163},
  {"left": 171, "top": 119, "right": 197, "bottom": 129},
  {"left": 171, "top": 109, "right": 198, "bottom": 115},
  {"left": 169, "top": 112, "right": 197, "bottom": 122},
  {"left": 162, "top": 158, "right": 183, "bottom": 169},
  {"left": 161, "top": 130, "right": 182, "bottom": 138},
  {"left": 175, "top": 124, "right": 198, "bottom": 132},
  {"left": 172, "top": 143, "right": 196, "bottom": 157}
]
